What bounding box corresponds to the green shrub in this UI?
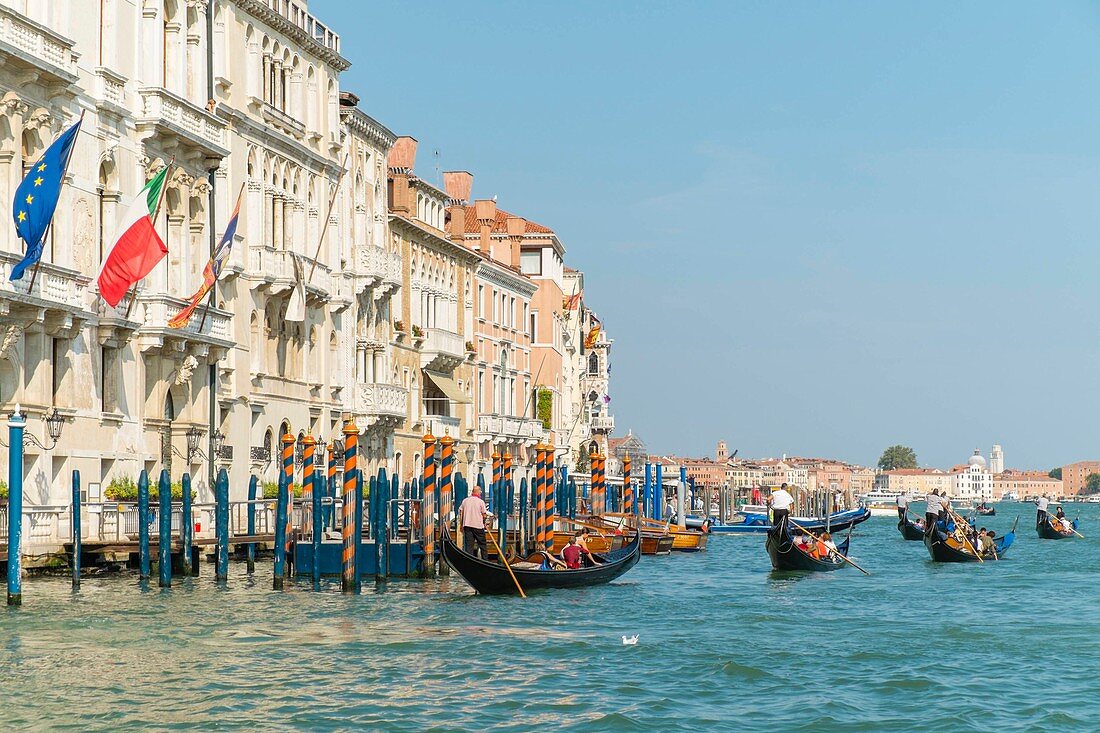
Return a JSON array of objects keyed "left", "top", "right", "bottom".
[
  {"left": 104, "top": 476, "right": 194, "bottom": 501},
  {"left": 261, "top": 481, "right": 304, "bottom": 499},
  {"left": 536, "top": 387, "right": 553, "bottom": 430},
  {"left": 0, "top": 480, "right": 7, "bottom": 500}
]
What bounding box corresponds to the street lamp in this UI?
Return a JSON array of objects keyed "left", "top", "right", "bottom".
[
  {"left": 1, "top": 406, "right": 66, "bottom": 450},
  {"left": 316, "top": 439, "right": 328, "bottom": 469},
  {"left": 186, "top": 426, "right": 203, "bottom": 462},
  {"left": 211, "top": 429, "right": 225, "bottom": 461}
]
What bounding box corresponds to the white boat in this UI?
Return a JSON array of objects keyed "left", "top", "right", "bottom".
[
  {"left": 1001, "top": 491, "right": 1020, "bottom": 502},
  {"left": 858, "top": 490, "right": 909, "bottom": 517}
]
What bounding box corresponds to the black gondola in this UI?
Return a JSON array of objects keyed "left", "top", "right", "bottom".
[
  {"left": 976, "top": 503, "right": 996, "bottom": 516},
  {"left": 924, "top": 519, "right": 1016, "bottom": 562},
  {"left": 898, "top": 517, "right": 925, "bottom": 541},
  {"left": 440, "top": 530, "right": 641, "bottom": 595},
  {"left": 1036, "top": 516, "right": 1076, "bottom": 540},
  {"left": 765, "top": 519, "right": 851, "bottom": 572}
]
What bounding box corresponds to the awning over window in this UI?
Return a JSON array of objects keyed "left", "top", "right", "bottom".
[{"left": 423, "top": 370, "right": 471, "bottom": 404}]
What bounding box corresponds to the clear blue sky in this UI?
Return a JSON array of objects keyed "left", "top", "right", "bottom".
[{"left": 314, "top": 0, "right": 1100, "bottom": 470}]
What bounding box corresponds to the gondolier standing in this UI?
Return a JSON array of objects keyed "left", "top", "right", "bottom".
[
  {"left": 458, "top": 485, "right": 490, "bottom": 559},
  {"left": 924, "top": 489, "right": 941, "bottom": 536},
  {"left": 896, "top": 493, "right": 909, "bottom": 521},
  {"left": 1036, "top": 494, "right": 1049, "bottom": 530},
  {"left": 769, "top": 484, "right": 794, "bottom": 528}
]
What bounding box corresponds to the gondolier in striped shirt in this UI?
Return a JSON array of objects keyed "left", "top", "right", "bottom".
[{"left": 769, "top": 484, "right": 794, "bottom": 529}]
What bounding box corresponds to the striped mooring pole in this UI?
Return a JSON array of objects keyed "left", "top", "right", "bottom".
[
  {"left": 301, "top": 434, "right": 318, "bottom": 586},
  {"left": 439, "top": 435, "right": 454, "bottom": 576},
  {"left": 589, "top": 448, "right": 600, "bottom": 516},
  {"left": 501, "top": 451, "right": 512, "bottom": 555},
  {"left": 422, "top": 433, "right": 437, "bottom": 576},
  {"left": 341, "top": 420, "right": 360, "bottom": 593},
  {"left": 538, "top": 443, "right": 551, "bottom": 549},
  {"left": 623, "top": 455, "right": 634, "bottom": 516}
]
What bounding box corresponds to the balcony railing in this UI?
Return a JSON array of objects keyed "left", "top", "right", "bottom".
[
  {"left": 590, "top": 415, "right": 615, "bottom": 432},
  {"left": 261, "top": 0, "right": 341, "bottom": 54},
  {"left": 424, "top": 415, "right": 460, "bottom": 438},
  {"left": 137, "top": 87, "right": 228, "bottom": 158},
  {"left": 355, "top": 382, "right": 408, "bottom": 420},
  {"left": 248, "top": 246, "right": 333, "bottom": 298},
  {"left": 357, "top": 246, "right": 403, "bottom": 289},
  {"left": 0, "top": 252, "right": 86, "bottom": 310},
  {"left": 421, "top": 328, "right": 465, "bottom": 370},
  {"left": 138, "top": 293, "right": 233, "bottom": 345},
  {"left": 0, "top": 5, "right": 77, "bottom": 82},
  {"left": 478, "top": 414, "right": 550, "bottom": 442}
]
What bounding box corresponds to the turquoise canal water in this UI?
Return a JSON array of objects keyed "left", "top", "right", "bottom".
[{"left": 2, "top": 504, "right": 1098, "bottom": 732}]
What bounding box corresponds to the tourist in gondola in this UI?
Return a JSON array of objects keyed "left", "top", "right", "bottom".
[
  {"left": 979, "top": 528, "right": 994, "bottom": 556},
  {"left": 560, "top": 535, "right": 583, "bottom": 569},
  {"left": 458, "top": 485, "right": 490, "bottom": 559},
  {"left": 820, "top": 531, "right": 838, "bottom": 559},
  {"left": 769, "top": 483, "right": 794, "bottom": 527},
  {"left": 896, "top": 493, "right": 908, "bottom": 521},
  {"left": 1036, "top": 494, "right": 1049, "bottom": 529}
]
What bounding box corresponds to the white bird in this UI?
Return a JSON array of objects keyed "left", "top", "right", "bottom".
[{"left": 621, "top": 635, "right": 639, "bottom": 645}]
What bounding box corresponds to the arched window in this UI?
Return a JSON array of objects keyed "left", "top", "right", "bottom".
[
  {"left": 588, "top": 352, "right": 599, "bottom": 375},
  {"left": 97, "top": 159, "right": 117, "bottom": 263},
  {"left": 163, "top": 391, "right": 176, "bottom": 421}
]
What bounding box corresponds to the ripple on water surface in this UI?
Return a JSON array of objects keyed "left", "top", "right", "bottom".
[{"left": 4, "top": 506, "right": 1100, "bottom": 731}]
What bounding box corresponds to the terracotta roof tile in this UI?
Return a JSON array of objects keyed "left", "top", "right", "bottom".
[{"left": 463, "top": 207, "right": 554, "bottom": 235}]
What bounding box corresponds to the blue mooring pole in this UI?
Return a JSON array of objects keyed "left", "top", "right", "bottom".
[
  {"left": 312, "top": 463, "right": 322, "bottom": 588},
  {"left": 354, "top": 468, "right": 365, "bottom": 588},
  {"left": 644, "top": 462, "right": 652, "bottom": 520},
  {"left": 182, "top": 473, "right": 194, "bottom": 576},
  {"left": 158, "top": 469, "right": 171, "bottom": 588},
  {"left": 138, "top": 469, "right": 151, "bottom": 580},
  {"left": 247, "top": 474, "right": 257, "bottom": 573},
  {"left": 377, "top": 468, "right": 389, "bottom": 582},
  {"left": 71, "top": 469, "right": 81, "bottom": 590},
  {"left": 655, "top": 463, "right": 664, "bottom": 520},
  {"left": 6, "top": 411, "right": 24, "bottom": 606},
  {"left": 273, "top": 470, "right": 288, "bottom": 590},
  {"left": 215, "top": 468, "right": 229, "bottom": 582}
]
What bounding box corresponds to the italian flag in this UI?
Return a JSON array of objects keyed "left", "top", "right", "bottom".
[{"left": 98, "top": 165, "right": 170, "bottom": 307}]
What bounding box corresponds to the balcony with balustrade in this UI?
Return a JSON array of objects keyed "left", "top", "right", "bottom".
[
  {"left": 477, "top": 414, "right": 550, "bottom": 446},
  {"left": 420, "top": 328, "right": 465, "bottom": 372},
  {"left": 354, "top": 382, "right": 408, "bottom": 428},
  {"left": 0, "top": 4, "right": 78, "bottom": 85},
  {"left": 135, "top": 293, "right": 234, "bottom": 360},
  {"left": 590, "top": 415, "right": 615, "bottom": 434},
  {"left": 0, "top": 251, "right": 90, "bottom": 337},
  {"left": 136, "top": 87, "right": 229, "bottom": 160},
  {"left": 355, "top": 246, "right": 403, "bottom": 296}
]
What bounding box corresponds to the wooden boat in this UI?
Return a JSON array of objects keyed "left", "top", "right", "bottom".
[
  {"left": 641, "top": 534, "right": 675, "bottom": 555},
  {"left": 596, "top": 513, "right": 706, "bottom": 553},
  {"left": 440, "top": 530, "right": 641, "bottom": 595},
  {"left": 549, "top": 531, "right": 621, "bottom": 554},
  {"left": 924, "top": 519, "right": 1016, "bottom": 562},
  {"left": 765, "top": 520, "right": 851, "bottom": 572},
  {"left": 897, "top": 517, "right": 925, "bottom": 541},
  {"left": 1037, "top": 516, "right": 1076, "bottom": 540},
  {"left": 707, "top": 506, "right": 872, "bottom": 535},
  {"left": 976, "top": 503, "right": 996, "bottom": 516}
]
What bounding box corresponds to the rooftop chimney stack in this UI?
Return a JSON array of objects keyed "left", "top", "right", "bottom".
[
  {"left": 474, "top": 199, "right": 496, "bottom": 253},
  {"left": 505, "top": 215, "right": 526, "bottom": 270},
  {"left": 443, "top": 171, "right": 473, "bottom": 244},
  {"left": 386, "top": 136, "right": 418, "bottom": 215},
  {"left": 388, "top": 136, "right": 418, "bottom": 172}
]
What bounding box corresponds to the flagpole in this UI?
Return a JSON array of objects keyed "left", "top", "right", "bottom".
[
  {"left": 306, "top": 152, "right": 349, "bottom": 285},
  {"left": 26, "top": 110, "right": 85, "bottom": 295},
  {"left": 124, "top": 159, "right": 173, "bottom": 318},
  {"left": 197, "top": 182, "right": 245, "bottom": 332}
]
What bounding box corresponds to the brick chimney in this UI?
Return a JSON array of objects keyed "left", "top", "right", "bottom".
[
  {"left": 474, "top": 198, "right": 496, "bottom": 253},
  {"left": 505, "top": 216, "right": 525, "bottom": 270},
  {"left": 386, "top": 136, "right": 418, "bottom": 215},
  {"left": 443, "top": 171, "right": 473, "bottom": 245}
]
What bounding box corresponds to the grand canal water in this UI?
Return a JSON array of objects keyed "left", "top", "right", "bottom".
[{"left": 2, "top": 503, "right": 1097, "bottom": 732}]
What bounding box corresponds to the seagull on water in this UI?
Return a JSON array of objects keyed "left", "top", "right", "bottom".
[{"left": 621, "top": 635, "right": 639, "bottom": 645}]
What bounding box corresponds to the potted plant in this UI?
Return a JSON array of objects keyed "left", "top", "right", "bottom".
[
  {"left": 411, "top": 324, "right": 424, "bottom": 338},
  {"left": 0, "top": 480, "right": 8, "bottom": 502},
  {"left": 465, "top": 340, "right": 476, "bottom": 353}
]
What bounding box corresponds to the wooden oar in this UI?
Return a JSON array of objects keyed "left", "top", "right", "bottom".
[
  {"left": 486, "top": 522, "right": 525, "bottom": 598},
  {"left": 788, "top": 519, "right": 870, "bottom": 575},
  {"left": 946, "top": 510, "right": 983, "bottom": 562}
]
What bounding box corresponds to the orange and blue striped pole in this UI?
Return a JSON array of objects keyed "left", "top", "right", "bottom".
[
  {"left": 422, "top": 434, "right": 437, "bottom": 575},
  {"left": 546, "top": 449, "right": 557, "bottom": 543},
  {"left": 598, "top": 453, "right": 607, "bottom": 516},
  {"left": 623, "top": 455, "right": 634, "bottom": 516},
  {"left": 491, "top": 451, "right": 501, "bottom": 520},
  {"left": 502, "top": 451, "right": 512, "bottom": 552},
  {"left": 327, "top": 443, "right": 338, "bottom": 531},
  {"left": 589, "top": 448, "right": 600, "bottom": 517},
  {"left": 439, "top": 435, "right": 454, "bottom": 576},
  {"left": 302, "top": 434, "right": 320, "bottom": 586},
  {"left": 532, "top": 445, "right": 542, "bottom": 549},
  {"left": 537, "top": 443, "right": 549, "bottom": 549},
  {"left": 341, "top": 420, "right": 359, "bottom": 593}
]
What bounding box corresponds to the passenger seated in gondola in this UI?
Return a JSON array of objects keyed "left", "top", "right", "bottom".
[
  {"left": 979, "top": 529, "right": 994, "bottom": 555},
  {"left": 560, "top": 535, "right": 583, "bottom": 569},
  {"left": 573, "top": 530, "right": 601, "bottom": 566},
  {"left": 819, "top": 532, "right": 838, "bottom": 560}
]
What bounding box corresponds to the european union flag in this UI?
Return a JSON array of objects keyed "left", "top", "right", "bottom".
[{"left": 10, "top": 116, "right": 82, "bottom": 281}]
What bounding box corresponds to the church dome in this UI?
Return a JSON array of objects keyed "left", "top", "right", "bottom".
[{"left": 968, "top": 449, "right": 986, "bottom": 469}]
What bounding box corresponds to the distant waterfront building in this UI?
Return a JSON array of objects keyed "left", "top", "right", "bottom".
[
  {"left": 950, "top": 449, "right": 994, "bottom": 502},
  {"left": 874, "top": 468, "right": 952, "bottom": 496},
  {"left": 607, "top": 431, "right": 647, "bottom": 476},
  {"left": 1060, "top": 461, "right": 1100, "bottom": 496},
  {"left": 993, "top": 470, "right": 1062, "bottom": 500},
  {"left": 990, "top": 444, "right": 1004, "bottom": 474}
]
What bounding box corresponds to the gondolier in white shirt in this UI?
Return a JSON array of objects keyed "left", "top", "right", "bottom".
[
  {"left": 769, "top": 483, "right": 794, "bottom": 529},
  {"left": 1036, "top": 494, "right": 1049, "bottom": 529},
  {"left": 896, "top": 494, "right": 909, "bottom": 521},
  {"left": 924, "top": 489, "right": 940, "bottom": 536}
]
